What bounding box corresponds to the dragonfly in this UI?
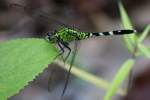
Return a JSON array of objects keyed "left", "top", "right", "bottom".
[
  {"left": 10, "top": 3, "right": 136, "bottom": 98},
  {"left": 46, "top": 26, "right": 136, "bottom": 97}
]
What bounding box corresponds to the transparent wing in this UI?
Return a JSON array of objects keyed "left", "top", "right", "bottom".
[
  {"left": 8, "top": 3, "right": 74, "bottom": 35},
  {"left": 47, "top": 63, "right": 66, "bottom": 92},
  {"left": 61, "top": 40, "right": 79, "bottom": 97}
]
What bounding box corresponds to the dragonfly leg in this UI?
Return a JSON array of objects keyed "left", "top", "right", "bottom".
[
  {"left": 54, "top": 42, "right": 65, "bottom": 61},
  {"left": 61, "top": 42, "right": 71, "bottom": 62},
  {"left": 60, "top": 42, "right": 73, "bottom": 97}
]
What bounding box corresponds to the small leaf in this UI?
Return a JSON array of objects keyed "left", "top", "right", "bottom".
[
  {"left": 138, "top": 25, "right": 150, "bottom": 43},
  {"left": 119, "top": 2, "right": 137, "bottom": 51},
  {"left": 103, "top": 59, "right": 135, "bottom": 100},
  {"left": 122, "top": 37, "right": 134, "bottom": 52},
  {"left": 119, "top": 2, "right": 133, "bottom": 29},
  {"left": 0, "top": 38, "right": 58, "bottom": 100},
  {"left": 138, "top": 44, "right": 150, "bottom": 58}
]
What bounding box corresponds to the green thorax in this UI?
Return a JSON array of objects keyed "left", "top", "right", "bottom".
[{"left": 56, "top": 27, "right": 89, "bottom": 42}]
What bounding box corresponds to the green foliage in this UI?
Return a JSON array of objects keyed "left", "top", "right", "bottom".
[
  {"left": 137, "top": 25, "right": 150, "bottom": 58},
  {"left": 104, "top": 59, "right": 135, "bottom": 100},
  {"left": 138, "top": 44, "right": 150, "bottom": 58},
  {"left": 138, "top": 25, "right": 150, "bottom": 43},
  {"left": 119, "top": 1, "right": 137, "bottom": 52},
  {"left": 104, "top": 1, "right": 150, "bottom": 100},
  {"left": 0, "top": 38, "right": 58, "bottom": 100}
]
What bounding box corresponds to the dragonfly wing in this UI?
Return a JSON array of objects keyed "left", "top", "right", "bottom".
[
  {"left": 61, "top": 40, "right": 79, "bottom": 97},
  {"left": 47, "top": 63, "right": 66, "bottom": 92}
]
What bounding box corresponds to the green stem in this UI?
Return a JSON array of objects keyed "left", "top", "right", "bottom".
[{"left": 55, "top": 59, "right": 126, "bottom": 96}]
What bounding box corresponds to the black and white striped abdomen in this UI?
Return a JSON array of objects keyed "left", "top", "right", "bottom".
[{"left": 90, "top": 29, "right": 136, "bottom": 37}]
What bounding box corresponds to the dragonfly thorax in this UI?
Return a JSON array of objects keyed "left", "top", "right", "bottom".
[{"left": 56, "top": 27, "right": 79, "bottom": 42}]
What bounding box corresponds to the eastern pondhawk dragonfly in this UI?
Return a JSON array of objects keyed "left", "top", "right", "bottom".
[
  {"left": 10, "top": 3, "right": 136, "bottom": 98},
  {"left": 46, "top": 26, "right": 136, "bottom": 97}
]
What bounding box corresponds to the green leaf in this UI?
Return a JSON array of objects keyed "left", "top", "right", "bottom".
[
  {"left": 103, "top": 59, "right": 135, "bottom": 100},
  {"left": 122, "top": 36, "right": 134, "bottom": 52},
  {"left": 0, "top": 38, "right": 58, "bottom": 100},
  {"left": 138, "top": 44, "right": 150, "bottom": 58},
  {"left": 119, "top": 2, "right": 133, "bottom": 29},
  {"left": 119, "top": 2, "right": 137, "bottom": 52},
  {"left": 138, "top": 25, "right": 150, "bottom": 43}
]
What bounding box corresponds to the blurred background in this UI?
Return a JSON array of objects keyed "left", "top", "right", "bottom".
[{"left": 0, "top": 0, "right": 150, "bottom": 100}]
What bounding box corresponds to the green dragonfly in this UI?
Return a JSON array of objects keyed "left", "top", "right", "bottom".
[
  {"left": 45, "top": 26, "right": 136, "bottom": 97},
  {"left": 10, "top": 3, "right": 136, "bottom": 97}
]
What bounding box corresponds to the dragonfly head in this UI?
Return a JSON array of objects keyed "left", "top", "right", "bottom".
[{"left": 46, "top": 32, "right": 57, "bottom": 43}]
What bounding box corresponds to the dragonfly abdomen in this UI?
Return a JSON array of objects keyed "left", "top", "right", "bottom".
[
  {"left": 91, "top": 30, "right": 136, "bottom": 37},
  {"left": 77, "top": 29, "right": 136, "bottom": 40}
]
